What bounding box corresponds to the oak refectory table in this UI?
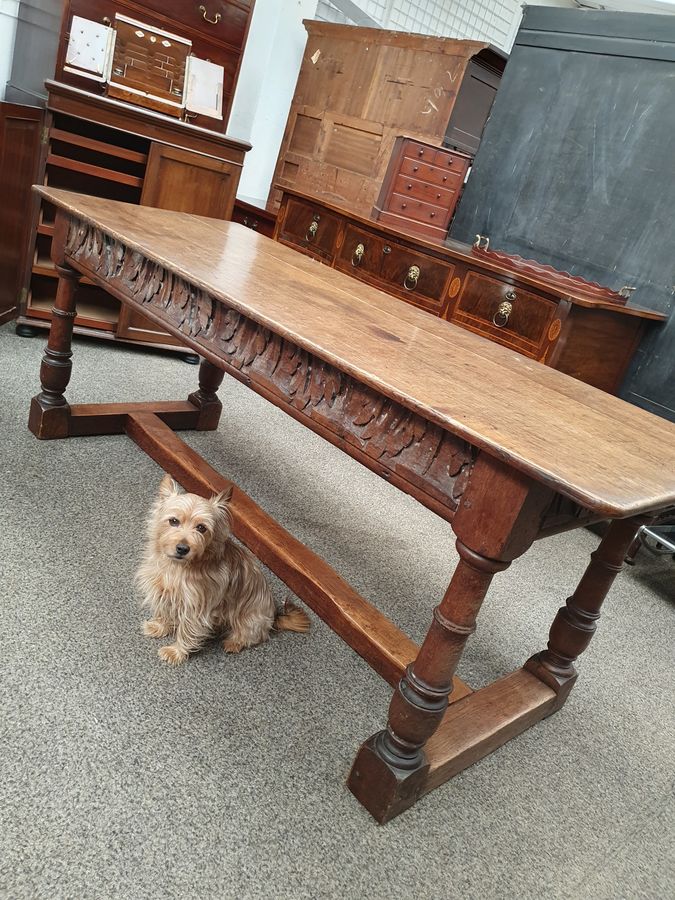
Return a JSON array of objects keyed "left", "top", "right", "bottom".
[{"left": 29, "top": 188, "right": 675, "bottom": 823}]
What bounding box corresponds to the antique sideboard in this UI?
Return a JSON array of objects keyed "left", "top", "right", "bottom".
[{"left": 274, "top": 188, "right": 665, "bottom": 395}]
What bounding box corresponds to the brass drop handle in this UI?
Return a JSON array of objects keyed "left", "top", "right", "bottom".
[
  {"left": 404, "top": 265, "right": 420, "bottom": 290},
  {"left": 352, "top": 242, "right": 365, "bottom": 267},
  {"left": 199, "top": 5, "right": 222, "bottom": 24},
  {"left": 493, "top": 290, "right": 516, "bottom": 327},
  {"left": 306, "top": 220, "right": 319, "bottom": 241}
]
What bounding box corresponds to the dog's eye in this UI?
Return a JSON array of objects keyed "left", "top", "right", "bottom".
[
  {"left": 168, "top": 517, "right": 180, "bottom": 527},
  {"left": 195, "top": 524, "right": 208, "bottom": 534}
]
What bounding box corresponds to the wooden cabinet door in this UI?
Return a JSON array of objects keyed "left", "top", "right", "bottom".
[
  {"left": 140, "top": 142, "right": 239, "bottom": 218},
  {"left": 0, "top": 103, "right": 45, "bottom": 323},
  {"left": 117, "top": 142, "right": 240, "bottom": 343}
]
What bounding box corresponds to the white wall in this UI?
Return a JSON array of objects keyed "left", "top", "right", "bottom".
[
  {"left": 228, "top": 0, "right": 319, "bottom": 202},
  {"left": 0, "top": 0, "right": 20, "bottom": 101}
]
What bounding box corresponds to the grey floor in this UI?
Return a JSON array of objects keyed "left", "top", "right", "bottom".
[{"left": 1, "top": 321, "right": 673, "bottom": 900}]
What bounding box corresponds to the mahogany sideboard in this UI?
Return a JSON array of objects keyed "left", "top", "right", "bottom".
[
  {"left": 274, "top": 188, "right": 665, "bottom": 395},
  {"left": 29, "top": 187, "right": 675, "bottom": 823}
]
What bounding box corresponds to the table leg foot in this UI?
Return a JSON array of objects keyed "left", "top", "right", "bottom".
[
  {"left": 28, "top": 395, "right": 71, "bottom": 440},
  {"left": 28, "top": 263, "right": 79, "bottom": 440},
  {"left": 347, "top": 733, "right": 429, "bottom": 824}
]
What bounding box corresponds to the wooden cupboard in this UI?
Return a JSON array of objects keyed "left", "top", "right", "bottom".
[
  {"left": 15, "top": 80, "right": 250, "bottom": 354},
  {"left": 269, "top": 20, "right": 505, "bottom": 217},
  {"left": 0, "top": 103, "right": 46, "bottom": 325}
]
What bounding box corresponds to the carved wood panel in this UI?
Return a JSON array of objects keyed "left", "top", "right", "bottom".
[{"left": 65, "top": 217, "right": 475, "bottom": 517}]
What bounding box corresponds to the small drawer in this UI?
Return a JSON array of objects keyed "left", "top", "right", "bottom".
[
  {"left": 380, "top": 242, "right": 453, "bottom": 309},
  {"left": 278, "top": 198, "right": 341, "bottom": 260},
  {"left": 387, "top": 193, "right": 450, "bottom": 228},
  {"left": 402, "top": 139, "right": 435, "bottom": 161},
  {"left": 433, "top": 149, "right": 471, "bottom": 175},
  {"left": 335, "top": 225, "right": 386, "bottom": 280},
  {"left": 452, "top": 272, "right": 557, "bottom": 354},
  {"left": 393, "top": 174, "right": 457, "bottom": 208},
  {"left": 399, "top": 157, "right": 463, "bottom": 189},
  {"left": 140, "top": 2, "right": 251, "bottom": 50}
]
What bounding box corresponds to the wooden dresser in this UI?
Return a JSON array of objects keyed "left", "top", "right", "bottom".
[
  {"left": 274, "top": 189, "right": 665, "bottom": 395},
  {"left": 372, "top": 137, "right": 471, "bottom": 241}
]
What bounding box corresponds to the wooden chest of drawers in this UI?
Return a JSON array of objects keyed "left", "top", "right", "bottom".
[
  {"left": 373, "top": 137, "right": 472, "bottom": 241},
  {"left": 275, "top": 189, "right": 666, "bottom": 395}
]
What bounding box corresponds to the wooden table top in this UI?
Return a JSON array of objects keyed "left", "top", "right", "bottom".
[{"left": 38, "top": 187, "right": 675, "bottom": 518}]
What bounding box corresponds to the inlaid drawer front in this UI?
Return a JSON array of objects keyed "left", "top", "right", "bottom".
[
  {"left": 387, "top": 193, "right": 449, "bottom": 227},
  {"left": 393, "top": 174, "right": 457, "bottom": 207},
  {"left": 381, "top": 243, "right": 453, "bottom": 309},
  {"left": 453, "top": 272, "right": 557, "bottom": 354},
  {"left": 399, "top": 157, "right": 463, "bottom": 189},
  {"left": 335, "top": 228, "right": 452, "bottom": 310},
  {"left": 335, "top": 225, "right": 386, "bottom": 280},
  {"left": 279, "top": 198, "right": 341, "bottom": 259}
]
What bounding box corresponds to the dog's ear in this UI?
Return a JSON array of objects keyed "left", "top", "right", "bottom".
[
  {"left": 158, "top": 474, "right": 180, "bottom": 499},
  {"left": 212, "top": 485, "right": 233, "bottom": 512}
]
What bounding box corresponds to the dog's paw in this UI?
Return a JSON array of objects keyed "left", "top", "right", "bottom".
[
  {"left": 222, "top": 636, "right": 246, "bottom": 654},
  {"left": 142, "top": 619, "right": 171, "bottom": 638},
  {"left": 158, "top": 644, "right": 188, "bottom": 666}
]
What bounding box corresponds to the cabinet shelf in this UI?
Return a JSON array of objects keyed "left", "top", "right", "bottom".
[
  {"left": 32, "top": 263, "right": 95, "bottom": 286},
  {"left": 50, "top": 127, "right": 148, "bottom": 165},
  {"left": 46, "top": 153, "right": 144, "bottom": 187},
  {"left": 28, "top": 277, "right": 120, "bottom": 331}
]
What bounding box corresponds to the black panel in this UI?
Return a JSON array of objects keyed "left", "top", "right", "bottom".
[
  {"left": 444, "top": 56, "right": 503, "bottom": 156},
  {"left": 450, "top": 8, "right": 675, "bottom": 420}
]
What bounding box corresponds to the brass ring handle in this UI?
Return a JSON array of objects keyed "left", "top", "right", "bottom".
[
  {"left": 306, "top": 220, "right": 319, "bottom": 241},
  {"left": 199, "top": 5, "right": 222, "bottom": 24},
  {"left": 404, "top": 265, "right": 420, "bottom": 291},
  {"left": 492, "top": 300, "right": 513, "bottom": 328},
  {"left": 352, "top": 243, "right": 365, "bottom": 267}
]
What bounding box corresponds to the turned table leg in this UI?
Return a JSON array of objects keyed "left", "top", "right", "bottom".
[
  {"left": 525, "top": 514, "right": 649, "bottom": 706},
  {"left": 348, "top": 454, "right": 553, "bottom": 822},
  {"left": 28, "top": 263, "right": 80, "bottom": 439},
  {"left": 187, "top": 358, "right": 225, "bottom": 430}
]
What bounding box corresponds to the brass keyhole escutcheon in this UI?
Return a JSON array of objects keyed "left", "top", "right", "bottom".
[
  {"left": 352, "top": 243, "right": 365, "bottom": 267},
  {"left": 306, "top": 220, "right": 319, "bottom": 241},
  {"left": 404, "top": 265, "right": 420, "bottom": 290}
]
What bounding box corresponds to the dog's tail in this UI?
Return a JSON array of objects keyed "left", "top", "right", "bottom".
[{"left": 274, "top": 599, "right": 310, "bottom": 634}]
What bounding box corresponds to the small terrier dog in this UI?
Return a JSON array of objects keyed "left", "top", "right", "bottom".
[{"left": 136, "top": 474, "right": 310, "bottom": 665}]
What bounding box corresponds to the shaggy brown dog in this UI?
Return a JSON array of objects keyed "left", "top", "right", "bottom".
[{"left": 136, "top": 474, "right": 309, "bottom": 665}]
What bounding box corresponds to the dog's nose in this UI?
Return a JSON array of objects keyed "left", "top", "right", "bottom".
[{"left": 175, "top": 543, "right": 190, "bottom": 558}]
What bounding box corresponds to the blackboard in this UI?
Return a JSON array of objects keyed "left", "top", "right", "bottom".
[{"left": 450, "top": 8, "right": 675, "bottom": 420}]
